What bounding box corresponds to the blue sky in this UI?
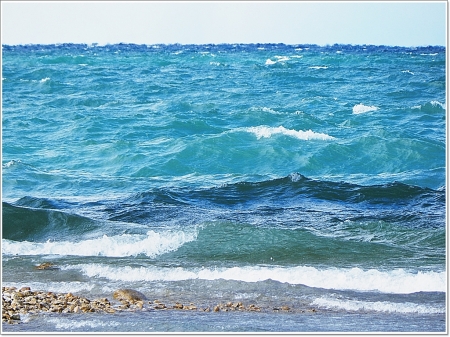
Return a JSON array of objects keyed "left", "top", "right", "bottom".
[{"left": 1, "top": 1, "right": 447, "bottom": 46}]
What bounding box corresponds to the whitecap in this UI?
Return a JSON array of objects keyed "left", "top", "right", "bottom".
[
  {"left": 401, "top": 70, "right": 414, "bottom": 75},
  {"left": 352, "top": 103, "right": 379, "bottom": 114},
  {"left": 274, "top": 55, "right": 290, "bottom": 61},
  {"left": 2, "top": 159, "right": 21, "bottom": 168},
  {"left": 39, "top": 77, "right": 50, "bottom": 83},
  {"left": 265, "top": 56, "right": 290, "bottom": 65},
  {"left": 245, "top": 125, "right": 335, "bottom": 141},
  {"left": 2, "top": 228, "right": 198, "bottom": 258},
  {"left": 265, "top": 59, "right": 277, "bottom": 65},
  {"left": 63, "top": 264, "right": 446, "bottom": 294},
  {"left": 430, "top": 100, "right": 445, "bottom": 109},
  {"left": 411, "top": 101, "right": 445, "bottom": 111},
  {"left": 312, "top": 296, "right": 445, "bottom": 314},
  {"left": 309, "top": 66, "right": 328, "bottom": 70}
]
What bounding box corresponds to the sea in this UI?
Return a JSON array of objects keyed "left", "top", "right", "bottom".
[{"left": 1, "top": 43, "right": 447, "bottom": 333}]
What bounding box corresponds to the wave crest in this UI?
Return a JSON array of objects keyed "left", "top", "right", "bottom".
[
  {"left": 63, "top": 264, "right": 446, "bottom": 294},
  {"left": 352, "top": 103, "right": 379, "bottom": 114},
  {"left": 245, "top": 126, "right": 335, "bottom": 141},
  {"left": 2, "top": 229, "right": 197, "bottom": 258}
]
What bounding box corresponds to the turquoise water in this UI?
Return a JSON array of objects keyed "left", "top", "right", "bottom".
[{"left": 2, "top": 43, "right": 446, "bottom": 332}]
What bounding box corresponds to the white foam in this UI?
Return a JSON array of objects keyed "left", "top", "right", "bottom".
[
  {"left": 39, "top": 77, "right": 50, "bottom": 83},
  {"left": 2, "top": 159, "right": 21, "bottom": 168},
  {"left": 401, "top": 70, "right": 414, "bottom": 75},
  {"left": 265, "top": 59, "right": 277, "bottom": 65},
  {"left": 2, "top": 281, "right": 94, "bottom": 294},
  {"left": 430, "top": 100, "right": 446, "bottom": 109},
  {"left": 2, "top": 229, "right": 197, "bottom": 258},
  {"left": 411, "top": 101, "right": 446, "bottom": 110},
  {"left": 309, "top": 66, "right": 328, "bottom": 70},
  {"left": 352, "top": 103, "right": 379, "bottom": 114},
  {"left": 313, "top": 296, "right": 445, "bottom": 314},
  {"left": 64, "top": 264, "right": 446, "bottom": 294},
  {"left": 245, "top": 126, "right": 335, "bottom": 141},
  {"left": 46, "top": 317, "right": 121, "bottom": 330},
  {"left": 265, "top": 55, "right": 290, "bottom": 65},
  {"left": 248, "top": 106, "right": 282, "bottom": 115}
]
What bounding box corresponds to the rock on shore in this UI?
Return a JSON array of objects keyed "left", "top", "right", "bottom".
[
  {"left": 2, "top": 286, "right": 312, "bottom": 324},
  {"left": 113, "top": 289, "right": 147, "bottom": 303}
]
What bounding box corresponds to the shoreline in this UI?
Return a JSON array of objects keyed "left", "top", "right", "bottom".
[{"left": 2, "top": 286, "right": 316, "bottom": 325}]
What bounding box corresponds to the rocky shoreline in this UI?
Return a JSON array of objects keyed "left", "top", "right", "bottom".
[{"left": 2, "top": 286, "right": 317, "bottom": 325}]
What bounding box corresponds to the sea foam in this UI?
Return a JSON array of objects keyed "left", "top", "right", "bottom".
[
  {"left": 265, "top": 56, "right": 290, "bottom": 65},
  {"left": 312, "top": 296, "right": 445, "bottom": 314},
  {"left": 352, "top": 103, "right": 379, "bottom": 114},
  {"left": 64, "top": 264, "right": 445, "bottom": 294},
  {"left": 245, "top": 126, "right": 335, "bottom": 141},
  {"left": 2, "top": 229, "right": 197, "bottom": 258}
]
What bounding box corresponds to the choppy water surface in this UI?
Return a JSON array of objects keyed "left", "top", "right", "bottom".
[{"left": 2, "top": 43, "right": 446, "bottom": 332}]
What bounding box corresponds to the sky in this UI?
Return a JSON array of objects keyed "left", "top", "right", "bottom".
[{"left": 1, "top": 1, "right": 447, "bottom": 47}]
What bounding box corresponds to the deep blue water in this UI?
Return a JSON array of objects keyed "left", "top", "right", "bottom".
[{"left": 1, "top": 43, "right": 446, "bottom": 332}]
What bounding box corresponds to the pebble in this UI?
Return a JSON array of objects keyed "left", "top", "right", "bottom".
[
  {"left": 2, "top": 286, "right": 313, "bottom": 324},
  {"left": 35, "top": 263, "right": 58, "bottom": 270}
]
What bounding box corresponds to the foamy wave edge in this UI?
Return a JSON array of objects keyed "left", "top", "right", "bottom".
[
  {"left": 244, "top": 126, "right": 335, "bottom": 141},
  {"left": 352, "top": 103, "right": 379, "bottom": 114},
  {"left": 2, "top": 229, "right": 197, "bottom": 258},
  {"left": 63, "top": 264, "right": 445, "bottom": 294},
  {"left": 312, "top": 296, "right": 445, "bottom": 314}
]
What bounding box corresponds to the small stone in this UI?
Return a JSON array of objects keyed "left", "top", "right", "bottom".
[
  {"left": 35, "top": 262, "right": 58, "bottom": 270},
  {"left": 113, "top": 289, "right": 147, "bottom": 303},
  {"left": 213, "top": 305, "right": 220, "bottom": 312},
  {"left": 173, "top": 302, "right": 184, "bottom": 309},
  {"left": 10, "top": 313, "right": 20, "bottom": 320},
  {"left": 27, "top": 297, "right": 37, "bottom": 305},
  {"left": 248, "top": 304, "right": 260, "bottom": 311}
]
